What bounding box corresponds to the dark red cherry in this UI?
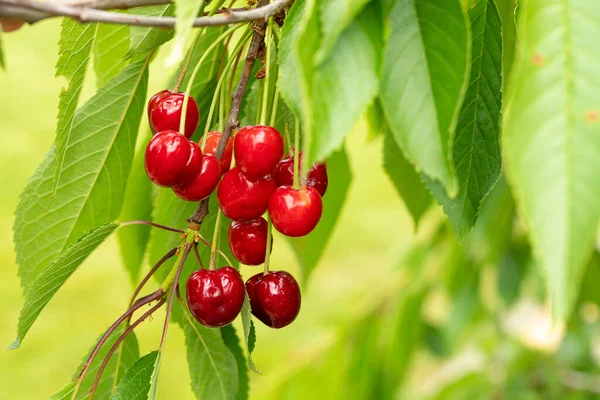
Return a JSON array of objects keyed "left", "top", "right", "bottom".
[
  {"left": 149, "top": 92, "right": 199, "bottom": 139},
  {"left": 234, "top": 125, "right": 284, "bottom": 179},
  {"left": 202, "top": 131, "right": 233, "bottom": 173},
  {"left": 268, "top": 186, "right": 322, "bottom": 237},
  {"left": 173, "top": 154, "right": 221, "bottom": 201},
  {"left": 147, "top": 89, "right": 171, "bottom": 121},
  {"left": 145, "top": 130, "right": 202, "bottom": 187},
  {"left": 228, "top": 218, "right": 272, "bottom": 265},
  {"left": 186, "top": 266, "right": 245, "bottom": 327},
  {"left": 273, "top": 152, "right": 328, "bottom": 196},
  {"left": 217, "top": 167, "right": 277, "bottom": 220},
  {"left": 245, "top": 271, "right": 301, "bottom": 328}
]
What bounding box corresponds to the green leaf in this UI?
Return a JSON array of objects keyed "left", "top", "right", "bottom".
[
  {"left": 365, "top": 98, "right": 386, "bottom": 141},
  {"left": 168, "top": 0, "right": 205, "bottom": 66},
  {"left": 287, "top": 148, "right": 352, "bottom": 281},
  {"left": 496, "top": 0, "right": 518, "bottom": 77},
  {"left": 52, "top": 19, "right": 97, "bottom": 200},
  {"left": 51, "top": 325, "right": 140, "bottom": 399},
  {"left": 503, "top": 0, "right": 600, "bottom": 320},
  {"left": 380, "top": 0, "right": 471, "bottom": 195},
  {"left": 127, "top": 5, "right": 174, "bottom": 58},
  {"left": 94, "top": 22, "right": 130, "bottom": 87},
  {"left": 10, "top": 223, "right": 120, "bottom": 350},
  {"left": 117, "top": 132, "right": 153, "bottom": 284},
  {"left": 383, "top": 127, "right": 431, "bottom": 229},
  {"left": 183, "top": 314, "right": 239, "bottom": 400},
  {"left": 147, "top": 351, "right": 161, "bottom": 400},
  {"left": 111, "top": 351, "right": 158, "bottom": 400},
  {"left": 241, "top": 294, "right": 258, "bottom": 373},
  {"left": 0, "top": 30, "right": 5, "bottom": 70},
  {"left": 424, "top": 0, "right": 502, "bottom": 240},
  {"left": 14, "top": 58, "right": 149, "bottom": 292},
  {"left": 221, "top": 325, "right": 249, "bottom": 400},
  {"left": 316, "top": 0, "right": 373, "bottom": 63},
  {"left": 310, "top": 5, "right": 382, "bottom": 163}
]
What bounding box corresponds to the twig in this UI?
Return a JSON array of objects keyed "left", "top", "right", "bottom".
[
  {"left": 192, "top": 244, "right": 205, "bottom": 269},
  {"left": 121, "top": 220, "right": 184, "bottom": 234},
  {"left": 0, "top": 0, "right": 292, "bottom": 28},
  {"left": 188, "top": 0, "right": 269, "bottom": 224}
]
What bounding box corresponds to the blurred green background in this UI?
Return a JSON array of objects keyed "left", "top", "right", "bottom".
[{"left": 3, "top": 19, "right": 600, "bottom": 400}]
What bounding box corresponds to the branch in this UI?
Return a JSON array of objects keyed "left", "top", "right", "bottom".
[
  {"left": 188, "top": 0, "right": 269, "bottom": 224},
  {"left": 0, "top": 0, "right": 291, "bottom": 28}
]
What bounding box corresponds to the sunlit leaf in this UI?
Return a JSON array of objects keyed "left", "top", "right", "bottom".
[
  {"left": 94, "top": 22, "right": 130, "bottom": 87},
  {"left": 127, "top": 5, "right": 174, "bottom": 58},
  {"left": 111, "top": 351, "right": 158, "bottom": 400},
  {"left": 221, "top": 325, "right": 249, "bottom": 400}
]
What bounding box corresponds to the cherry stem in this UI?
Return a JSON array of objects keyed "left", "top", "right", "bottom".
[
  {"left": 201, "top": 27, "right": 253, "bottom": 150},
  {"left": 227, "top": 46, "right": 244, "bottom": 98},
  {"left": 71, "top": 289, "right": 164, "bottom": 400},
  {"left": 88, "top": 298, "right": 166, "bottom": 400},
  {"left": 127, "top": 247, "right": 178, "bottom": 319},
  {"left": 283, "top": 120, "right": 292, "bottom": 153},
  {"left": 259, "top": 19, "right": 273, "bottom": 125},
  {"left": 293, "top": 117, "right": 300, "bottom": 190},
  {"left": 263, "top": 215, "right": 273, "bottom": 275},
  {"left": 121, "top": 220, "right": 184, "bottom": 234},
  {"left": 196, "top": 232, "right": 234, "bottom": 266},
  {"left": 180, "top": 21, "right": 245, "bottom": 135},
  {"left": 208, "top": 210, "right": 223, "bottom": 270},
  {"left": 172, "top": 12, "right": 205, "bottom": 92},
  {"left": 193, "top": 243, "right": 205, "bottom": 269},
  {"left": 269, "top": 87, "right": 279, "bottom": 127}
]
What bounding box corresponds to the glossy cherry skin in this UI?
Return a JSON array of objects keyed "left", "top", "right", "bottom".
[
  {"left": 234, "top": 125, "right": 284, "bottom": 179},
  {"left": 228, "top": 218, "right": 272, "bottom": 266},
  {"left": 268, "top": 186, "right": 323, "bottom": 237},
  {"left": 173, "top": 154, "right": 221, "bottom": 201},
  {"left": 203, "top": 131, "right": 233, "bottom": 173},
  {"left": 147, "top": 89, "right": 171, "bottom": 122},
  {"left": 245, "top": 271, "right": 301, "bottom": 328},
  {"left": 217, "top": 167, "right": 277, "bottom": 220},
  {"left": 149, "top": 92, "right": 199, "bottom": 138},
  {"left": 186, "top": 267, "right": 245, "bottom": 327},
  {"left": 145, "top": 130, "right": 202, "bottom": 187},
  {"left": 273, "top": 152, "right": 328, "bottom": 196}
]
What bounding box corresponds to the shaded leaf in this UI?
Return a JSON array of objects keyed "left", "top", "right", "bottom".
[
  {"left": 383, "top": 127, "right": 431, "bottom": 228},
  {"left": 221, "top": 325, "right": 249, "bottom": 400},
  {"left": 241, "top": 294, "right": 258, "bottom": 373},
  {"left": 287, "top": 148, "right": 352, "bottom": 281},
  {"left": 168, "top": 0, "right": 206, "bottom": 66},
  {"left": 425, "top": 0, "right": 503, "bottom": 239},
  {"left": 10, "top": 223, "right": 120, "bottom": 349},
  {"left": 111, "top": 351, "right": 158, "bottom": 400},
  {"left": 127, "top": 5, "right": 174, "bottom": 58},
  {"left": 94, "top": 22, "right": 130, "bottom": 87},
  {"left": 380, "top": 0, "right": 470, "bottom": 195},
  {"left": 14, "top": 59, "right": 149, "bottom": 292},
  {"left": 503, "top": 0, "right": 600, "bottom": 320},
  {"left": 496, "top": 0, "right": 518, "bottom": 77}
]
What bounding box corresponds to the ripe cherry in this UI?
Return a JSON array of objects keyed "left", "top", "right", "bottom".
[
  {"left": 217, "top": 167, "right": 277, "bottom": 220},
  {"left": 273, "top": 152, "right": 328, "bottom": 196},
  {"left": 245, "top": 271, "right": 301, "bottom": 328},
  {"left": 173, "top": 154, "right": 221, "bottom": 201},
  {"left": 145, "top": 130, "right": 202, "bottom": 187},
  {"left": 203, "top": 131, "right": 233, "bottom": 173},
  {"left": 268, "top": 186, "right": 323, "bottom": 237},
  {"left": 186, "top": 267, "right": 245, "bottom": 327},
  {"left": 149, "top": 91, "right": 199, "bottom": 139},
  {"left": 228, "top": 218, "right": 272, "bottom": 266},
  {"left": 234, "top": 125, "right": 284, "bottom": 179}
]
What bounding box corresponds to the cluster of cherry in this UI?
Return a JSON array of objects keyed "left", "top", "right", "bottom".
[{"left": 143, "top": 90, "right": 327, "bottom": 329}]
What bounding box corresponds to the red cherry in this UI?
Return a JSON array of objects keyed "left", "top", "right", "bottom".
[
  {"left": 173, "top": 154, "right": 221, "bottom": 201},
  {"left": 273, "top": 152, "right": 328, "bottom": 196},
  {"left": 147, "top": 89, "right": 171, "bottom": 122},
  {"left": 149, "top": 92, "right": 199, "bottom": 139},
  {"left": 202, "top": 131, "right": 233, "bottom": 173},
  {"left": 217, "top": 167, "right": 277, "bottom": 220},
  {"left": 144, "top": 130, "right": 202, "bottom": 187},
  {"left": 245, "top": 271, "right": 301, "bottom": 328},
  {"left": 186, "top": 267, "right": 245, "bottom": 327},
  {"left": 228, "top": 218, "right": 272, "bottom": 266},
  {"left": 268, "top": 186, "right": 322, "bottom": 237},
  {"left": 234, "top": 125, "right": 284, "bottom": 179}
]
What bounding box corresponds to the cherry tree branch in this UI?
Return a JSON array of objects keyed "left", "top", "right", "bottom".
[
  {"left": 188, "top": 0, "right": 269, "bottom": 224},
  {"left": 0, "top": 0, "right": 291, "bottom": 27}
]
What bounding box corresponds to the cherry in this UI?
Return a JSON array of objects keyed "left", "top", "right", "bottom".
[
  {"left": 273, "top": 152, "right": 328, "bottom": 196},
  {"left": 228, "top": 218, "right": 272, "bottom": 266},
  {"left": 268, "top": 186, "right": 323, "bottom": 237},
  {"left": 145, "top": 130, "right": 202, "bottom": 187},
  {"left": 149, "top": 91, "right": 199, "bottom": 139},
  {"left": 217, "top": 167, "right": 277, "bottom": 220},
  {"left": 234, "top": 125, "right": 284, "bottom": 179},
  {"left": 186, "top": 266, "right": 245, "bottom": 327},
  {"left": 173, "top": 154, "right": 221, "bottom": 201},
  {"left": 245, "top": 271, "right": 301, "bottom": 328},
  {"left": 203, "top": 131, "right": 233, "bottom": 174}
]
